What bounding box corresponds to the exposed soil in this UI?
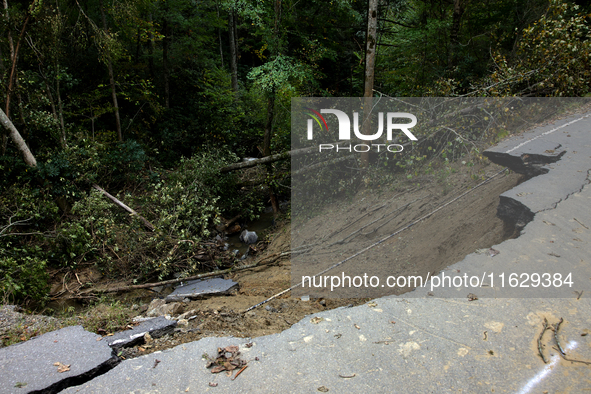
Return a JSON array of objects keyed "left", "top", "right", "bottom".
[
  {"left": 5, "top": 155, "right": 526, "bottom": 358},
  {"left": 291, "top": 160, "right": 523, "bottom": 299},
  {"left": 114, "top": 157, "right": 524, "bottom": 358}
]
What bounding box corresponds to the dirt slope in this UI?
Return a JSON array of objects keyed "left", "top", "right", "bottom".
[{"left": 118, "top": 158, "right": 524, "bottom": 358}]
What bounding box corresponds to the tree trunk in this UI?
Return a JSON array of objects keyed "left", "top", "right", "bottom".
[
  {"left": 0, "top": 107, "right": 36, "bottom": 167},
  {"left": 99, "top": 0, "right": 123, "bottom": 141},
  {"left": 229, "top": 9, "right": 238, "bottom": 92},
  {"left": 55, "top": 61, "right": 66, "bottom": 147},
  {"left": 148, "top": 13, "right": 155, "bottom": 79},
  {"left": 364, "top": 0, "right": 377, "bottom": 98},
  {"left": 449, "top": 0, "right": 464, "bottom": 67},
  {"left": 361, "top": 0, "right": 378, "bottom": 168},
  {"left": 1, "top": 0, "right": 14, "bottom": 154},
  {"left": 5, "top": 13, "right": 30, "bottom": 118},
  {"left": 163, "top": 19, "right": 171, "bottom": 109},
  {"left": 216, "top": 3, "right": 224, "bottom": 69},
  {"left": 263, "top": 93, "right": 274, "bottom": 157}
]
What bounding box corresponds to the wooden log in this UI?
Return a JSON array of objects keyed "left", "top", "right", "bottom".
[
  {"left": 215, "top": 214, "right": 242, "bottom": 232},
  {"left": 220, "top": 151, "right": 291, "bottom": 173},
  {"left": 92, "top": 184, "right": 155, "bottom": 231},
  {"left": 219, "top": 143, "right": 350, "bottom": 173},
  {"left": 85, "top": 251, "right": 290, "bottom": 294}
]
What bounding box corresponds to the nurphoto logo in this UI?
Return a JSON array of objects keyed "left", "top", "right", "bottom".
[{"left": 304, "top": 108, "right": 418, "bottom": 153}]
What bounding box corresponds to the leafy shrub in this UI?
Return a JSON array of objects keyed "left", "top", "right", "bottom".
[
  {"left": 0, "top": 254, "right": 49, "bottom": 304},
  {"left": 470, "top": 0, "right": 591, "bottom": 96},
  {"left": 55, "top": 148, "right": 260, "bottom": 280},
  {"left": 35, "top": 138, "right": 148, "bottom": 203}
]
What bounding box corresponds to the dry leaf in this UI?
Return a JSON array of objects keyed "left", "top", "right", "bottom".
[
  {"left": 211, "top": 366, "right": 225, "bottom": 374},
  {"left": 53, "top": 362, "right": 70, "bottom": 373},
  {"left": 224, "top": 345, "right": 239, "bottom": 353}
]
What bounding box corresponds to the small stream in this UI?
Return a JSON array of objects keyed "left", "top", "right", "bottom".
[{"left": 225, "top": 210, "right": 276, "bottom": 257}]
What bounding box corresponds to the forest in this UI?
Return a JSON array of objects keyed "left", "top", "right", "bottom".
[{"left": 1, "top": 0, "right": 591, "bottom": 305}]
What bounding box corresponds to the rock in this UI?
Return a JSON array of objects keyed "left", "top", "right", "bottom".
[
  {"left": 146, "top": 299, "right": 183, "bottom": 317},
  {"left": 177, "top": 319, "right": 189, "bottom": 326},
  {"left": 239, "top": 229, "right": 258, "bottom": 244},
  {"left": 177, "top": 309, "right": 198, "bottom": 320}
]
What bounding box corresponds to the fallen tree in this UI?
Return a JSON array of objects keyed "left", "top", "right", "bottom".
[
  {"left": 92, "top": 184, "right": 155, "bottom": 231},
  {"left": 75, "top": 251, "right": 291, "bottom": 295},
  {"left": 0, "top": 107, "right": 36, "bottom": 167}
]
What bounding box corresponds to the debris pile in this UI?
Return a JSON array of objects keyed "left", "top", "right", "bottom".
[{"left": 205, "top": 345, "right": 248, "bottom": 379}]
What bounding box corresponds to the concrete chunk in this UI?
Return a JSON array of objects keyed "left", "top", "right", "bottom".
[
  {"left": 106, "top": 316, "right": 176, "bottom": 350},
  {"left": 0, "top": 325, "right": 118, "bottom": 394},
  {"left": 165, "top": 278, "right": 238, "bottom": 302}
]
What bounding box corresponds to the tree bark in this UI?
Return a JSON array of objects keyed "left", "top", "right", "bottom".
[
  {"left": 0, "top": 107, "right": 36, "bottom": 167},
  {"left": 364, "top": 0, "right": 378, "bottom": 98},
  {"left": 216, "top": 3, "right": 224, "bottom": 69},
  {"left": 229, "top": 9, "right": 238, "bottom": 91},
  {"left": 92, "top": 184, "right": 155, "bottom": 231},
  {"left": 1, "top": 0, "right": 15, "bottom": 154},
  {"left": 5, "top": 14, "right": 29, "bottom": 119},
  {"left": 263, "top": 93, "right": 274, "bottom": 157},
  {"left": 220, "top": 151, "right": 290, "bottom": 173},
  {"left": 56, "top": 61, "right": 66, "bottom": 147},
  {"left": 148, "top": 13, "right": 155, "bottom": 79},
  {"left": 361, "top": 0, "right": 378, "bottom": 168},
  {"left": 99, "top": 0, "right": 123, "bottom": 141},
  {"left": 163, "top": 19, "right": 171, "bottom": 109},
  {"left": 449, "top": 0, "right": 464, "bottom": 67}
]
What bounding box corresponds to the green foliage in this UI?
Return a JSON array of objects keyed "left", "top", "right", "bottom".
[
  {"left": 0, "top": 254, "right": 49, "bottom": 304},
  {"left": 476, "top": 0, "right": 591, "bottom": 96},
  {"left": 377, "top": 0, "right": 549, "bottom": 96},
  {"left": 79, "top": 299, "right": 135, "bottom": 334},
  {"left": 52, "top": 148, "right": 260, "bottom": 279},
  {"left": 36, "top": 139, "right": 147, "bottom": 198},
  {"left": 247, "top": 54, "right": 311, "bottom": 94}
]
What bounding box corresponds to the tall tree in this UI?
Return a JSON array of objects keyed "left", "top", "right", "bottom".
[
  {"left": 361, "top": 0, "right": 378, "bottom": 167},
  {"left": 229, "top": 7, "right": 238, "bottom": 92},
  {"left": 99, "top": 0, "right": 123, "bottom": 141}
]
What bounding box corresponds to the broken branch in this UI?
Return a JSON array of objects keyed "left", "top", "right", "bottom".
[
  {"left": 92, "top": 184, "right": 155, "bottom": 231},
  {"left": 86, "top": 251, "right": 290, "bottom": 294}
]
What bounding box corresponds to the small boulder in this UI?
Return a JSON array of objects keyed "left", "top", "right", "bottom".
[
  {"left": 146, "top": 299, "right": 183, "bottom": 317},
  {"left": 239, "top": 230, "right": 258, "bottom": 245}
]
